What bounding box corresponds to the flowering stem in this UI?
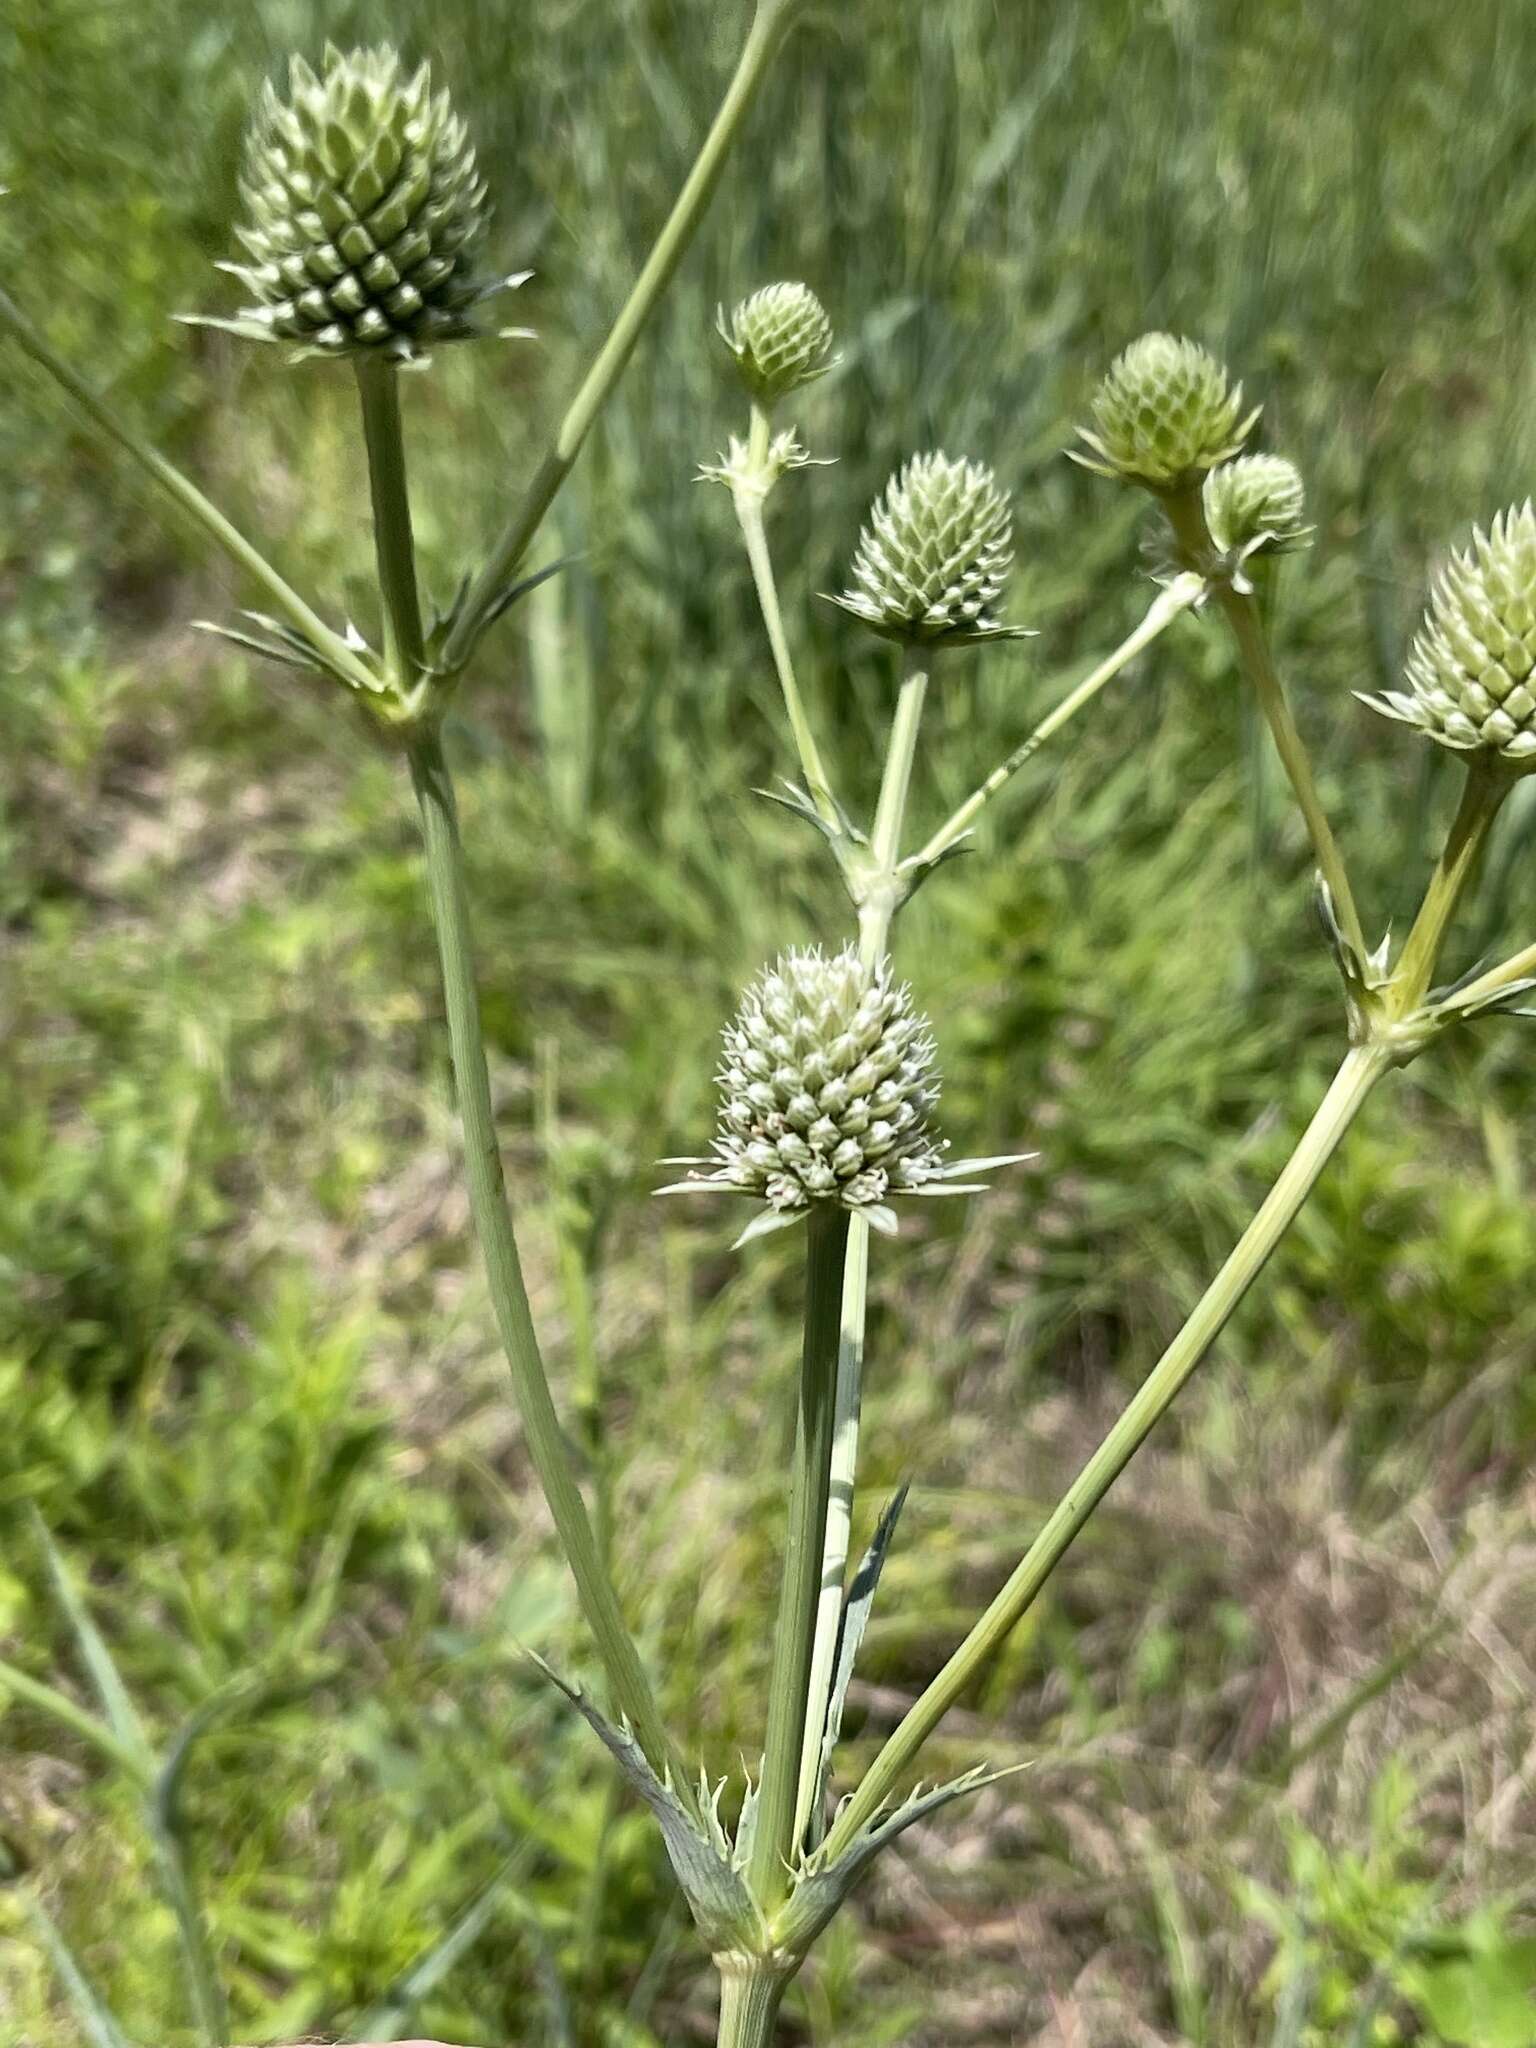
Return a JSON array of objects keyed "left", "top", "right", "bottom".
[
  {"left": 859, "top": 653, "right": 929, "bottom": 964},
  {"left": 820, "top": 1040, "right": 1393, "bottom": 1862},
  {"left": 908, "top": 572, "right": 1205, "bottom": 871},
  {"left": 0, "top": 285, "right": 379, "bottom": 699},
  {"left": 750, "top": 1203, "right": 852, "bottom": 1909},
  {"left": 733, "top": 406, "right": 840, "bottom": 826},
  {"left": 1391, "top": 760, "right": 1509, "bottom": 1010},
  {"left": 1163, "top": 489, "right": 1368, "bottom": 964},
  {"left": 791, "top": 652, "right": 929, "bottom": 1848},
  {"left": 407, "top": 729, "right": 692, "bottom": 1811},
  {"left": 355, "top": 366, "right": 689, "bottom": 1813},
  {"left": 442, "top": 0, "right": 799, "bottom": 673},
  {"left": 355, "top": 359, "right": 427, "bottom": 688}
]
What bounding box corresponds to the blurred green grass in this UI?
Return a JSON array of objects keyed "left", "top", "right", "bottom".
[{"left": 2, "top": 1, "right": 1536, "bottom": 2043}]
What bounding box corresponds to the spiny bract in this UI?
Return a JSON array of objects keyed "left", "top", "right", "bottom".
[
  {"left": 194, "top": 44, "right": 522, "bottom": 364},
  {"left": 1361, "top": 503, "right": 1536, "bottom": 768},
  {"left": 1075, "top": 333, "right": 1258, "bottom": 491},
  {"left": 659, "top": 947, "right": 1021, "bottom": 1243},
  {"left": 717, "top": 282, "right": 835, "bottom": 406},
  {"left": 1203, "top": 454, "right": 1310, "bottom": 560},
  {"left": 827, "top": 452, "right": 1025, "bottom": 646}
]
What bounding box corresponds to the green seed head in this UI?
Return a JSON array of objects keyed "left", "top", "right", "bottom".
[
  {"left": 198, "top": 45, "right": 521, "bottom": 363},
  {"left": 1203, "top": 454, "right": 1311, "bottom": 559},
  {"left": 1361, "top": 504, "right": 1536, "bottom": 770},
  {"left": 827, "top": 451, "right": 1024, "bottom": 646},
  {"left": 1076, "top": 333, "right": 1258, "bottom": 491},
  {"left": 717, "top": 282, "right": 835, "bottom": 406}
]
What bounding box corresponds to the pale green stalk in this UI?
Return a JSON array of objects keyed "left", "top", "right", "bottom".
[
  {"left": 716, "top": 1955, "right": 793, "bottom": 2048},
  {"left": 442, "top": 0, "right": 801, "bottom": 673},
  {"left": 908, "top": 571, "right": 1205, "bottom": 872},
  {"left": 0, "top": 285, "right": 378, "bottom": 699},
  {"left": 816, "top": 747, "right": 1503, "bottom": 1866},
  {"left": 1390, "top": 760, "right": 1507, "bottom": 1009},
  {"left": 750, "top": 1204, "right": 852, "bottom": 1908},
  {"left": 1163, "top": 490, "right": 1367, "bottom": 963},
  {"left": 733, "top": 401, "right": 839, "bottom": 824},
  {"left": 1445, "top": 933, "right": 1536, "bottom": 1015},
  {"left": 354, "top": 363, "right": 690, "bottom": 1810},
  {"left": 791, "top": 651, "right": 929, "bottom": 1847},
  {"left": 815, "top": 1039, "right": 1392, "bottom": 1866}
]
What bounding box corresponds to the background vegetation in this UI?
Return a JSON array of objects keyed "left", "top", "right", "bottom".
[{"left": 2, "top": 0, "right": 1535, "bottom": 2042}]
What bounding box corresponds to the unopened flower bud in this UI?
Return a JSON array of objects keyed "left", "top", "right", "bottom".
[
  {"left": 1361, "top": 503, "right": 1536, "bottom": 768},
  {"left": 827, "top": 451, "right": 1026, "bottom": 647},
  {"left": 717, "top": 282, "right": 835, "bottom": 406},
  {"left": 193, "top": 45, "right": 524, "bottom": 363},
  {"left": 1203, "top": 454, "right": 1310, "bottom": 559},
  {"left": 1075, "top": 333, "right": 1258, "bottom": 491}
]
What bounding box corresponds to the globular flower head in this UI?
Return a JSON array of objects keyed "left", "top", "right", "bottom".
[
  {"left": 827, "top": 452, "right": 1027, "bottom": 647},
  {"left": 717, "top": 282, "right": 836, "bottom": 406},
  {"left": 1075, "top": 333, "right": 1258, "bottom": 491},
  {"left": 660, "top": 946, "right": 1025, "bottom": 1243},
  {"left": 1361, "top": 503, "right": 1536, "bottom": 770},
  {"left": 1203, "top": 455, "right": 1310, "bottom": 560},
  {"left": 192, "top": 45, "right": 526, "bottom": 364}
]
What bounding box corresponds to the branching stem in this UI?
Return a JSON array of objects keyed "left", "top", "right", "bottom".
[
  {"left": 443, "top": 0, "right": 799, "bottom": 672},
  {"left": 910, "top": 572, "right": 1205, "bottom": 872}
]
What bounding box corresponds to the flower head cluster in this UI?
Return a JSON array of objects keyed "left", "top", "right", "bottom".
[
  {"left": 827, "top": 452, "right": 1026, "bottom": 647},
  {"left": 1203, "top": 454, "right": 1310, "bottom": 560},
  {"left": 661, "top": 946, "right": 1023, "bottom": 1243},
  {"left": 1362, "top": 503, "right": 1536, "bottom": 768},
  {"left": 1075, "top": 333, "right": 1258, "bottom": 491},
  {"left": 194, "top": 44, "right": 525, "bottom": 363},
  {"left": 717, "top": 282, "right": 836, "bottom": 407}
]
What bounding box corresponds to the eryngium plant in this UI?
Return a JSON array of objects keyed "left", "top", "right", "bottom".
[
  {"left": 1362, "top": 502, "right": 1536, "bottom": 766},
  {"left": 192, "top": 44, "right": 521, "bottom": 363},
  {"left": 827, "top": 450, "right": 1025, "bottom": 645},
  {"left": 1075, "top": 330, "right": 1258, "bottom": 490},
  {"left": 9, "top": 21, "right": 1536, "bottom": 2048}
]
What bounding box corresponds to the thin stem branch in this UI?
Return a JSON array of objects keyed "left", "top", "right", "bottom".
[
  {"left": 407, "top": 731, "right": 691, "bottom": 1808},
  {"left": 1391, "top": 761, "right": 1509, "bottom": 1009},
  {"left": 1446, "top": 933, "right": 1536, "bottom": 1016},
  {"left": 819, "top": 1041, "right": 1391, "bottom": 1864},
  {"left": 355, "top": 358, "right": 427, "bottom": 685},
  {"left": 442, "top": 0, "right": 797, "bottom": 672},
  {"left": 1164, "top": 490, "right": 1367, "bottom": 963},
  {"left": 909, "top": 572, "right": 1205, "bottom": 871},
  {"left": 750, "top": 1204, "right": 851, "bottom": 1909},
  {"left": 0, "top": 285, "right": 378, "bottom": 697},
  {"left": 791, "top": 652, "right": 930, "bottom": 1846},
  {"left": 733, "top": 413, "right": 838, "bottom": 825},
  {"left": 858, "top": 653, "right": 929, "bottom": 965}
]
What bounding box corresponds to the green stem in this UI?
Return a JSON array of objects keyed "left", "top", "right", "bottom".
[
  {"left": 733, "top": 407, "right": 839, "bottom": 825},
  {"left": 858, "top": 653, "right": 929, "bottom": 965},
  {"left": 406, "top": 729, "right": 691, "bottom": 1811},
  {"left": 1391, "top": 761, "right": 1508, "bottom": 1010},
  {"left": 820, "top": 1040, "right": 1391, "bottom": 1863},
  {"left": 360, "top": 357, "right": 677, "bottom": 1792},
  {"left": 355, "top": 358, "right": 427, "bottom": 686},
  {"left": 715, "top": 1954, "right": 793, "bottom": 2048},
  {"left": 442, "top": 0, "right": 798, "bottom": 672},
  {"left": 750, "top": 1204, "right": 852, "bottom": 1908},
  {"left": 791, "top": 654, "right": 930, "bottom": 1844},
  {"left": 1164, "top": 490, "right": 1367, "bottom": 964},
  {"left": 146, "top": 1822, "right": 226, "bottom": 2047},
  {"left": 0, "top": 285, "right": 378, "bottom": 698},
  {"left": 908, "top": 572, "right": 1205, "bottom": 871},
  {"left": 791, "top": 1215, "right": 869, "bottom": 1844}
]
